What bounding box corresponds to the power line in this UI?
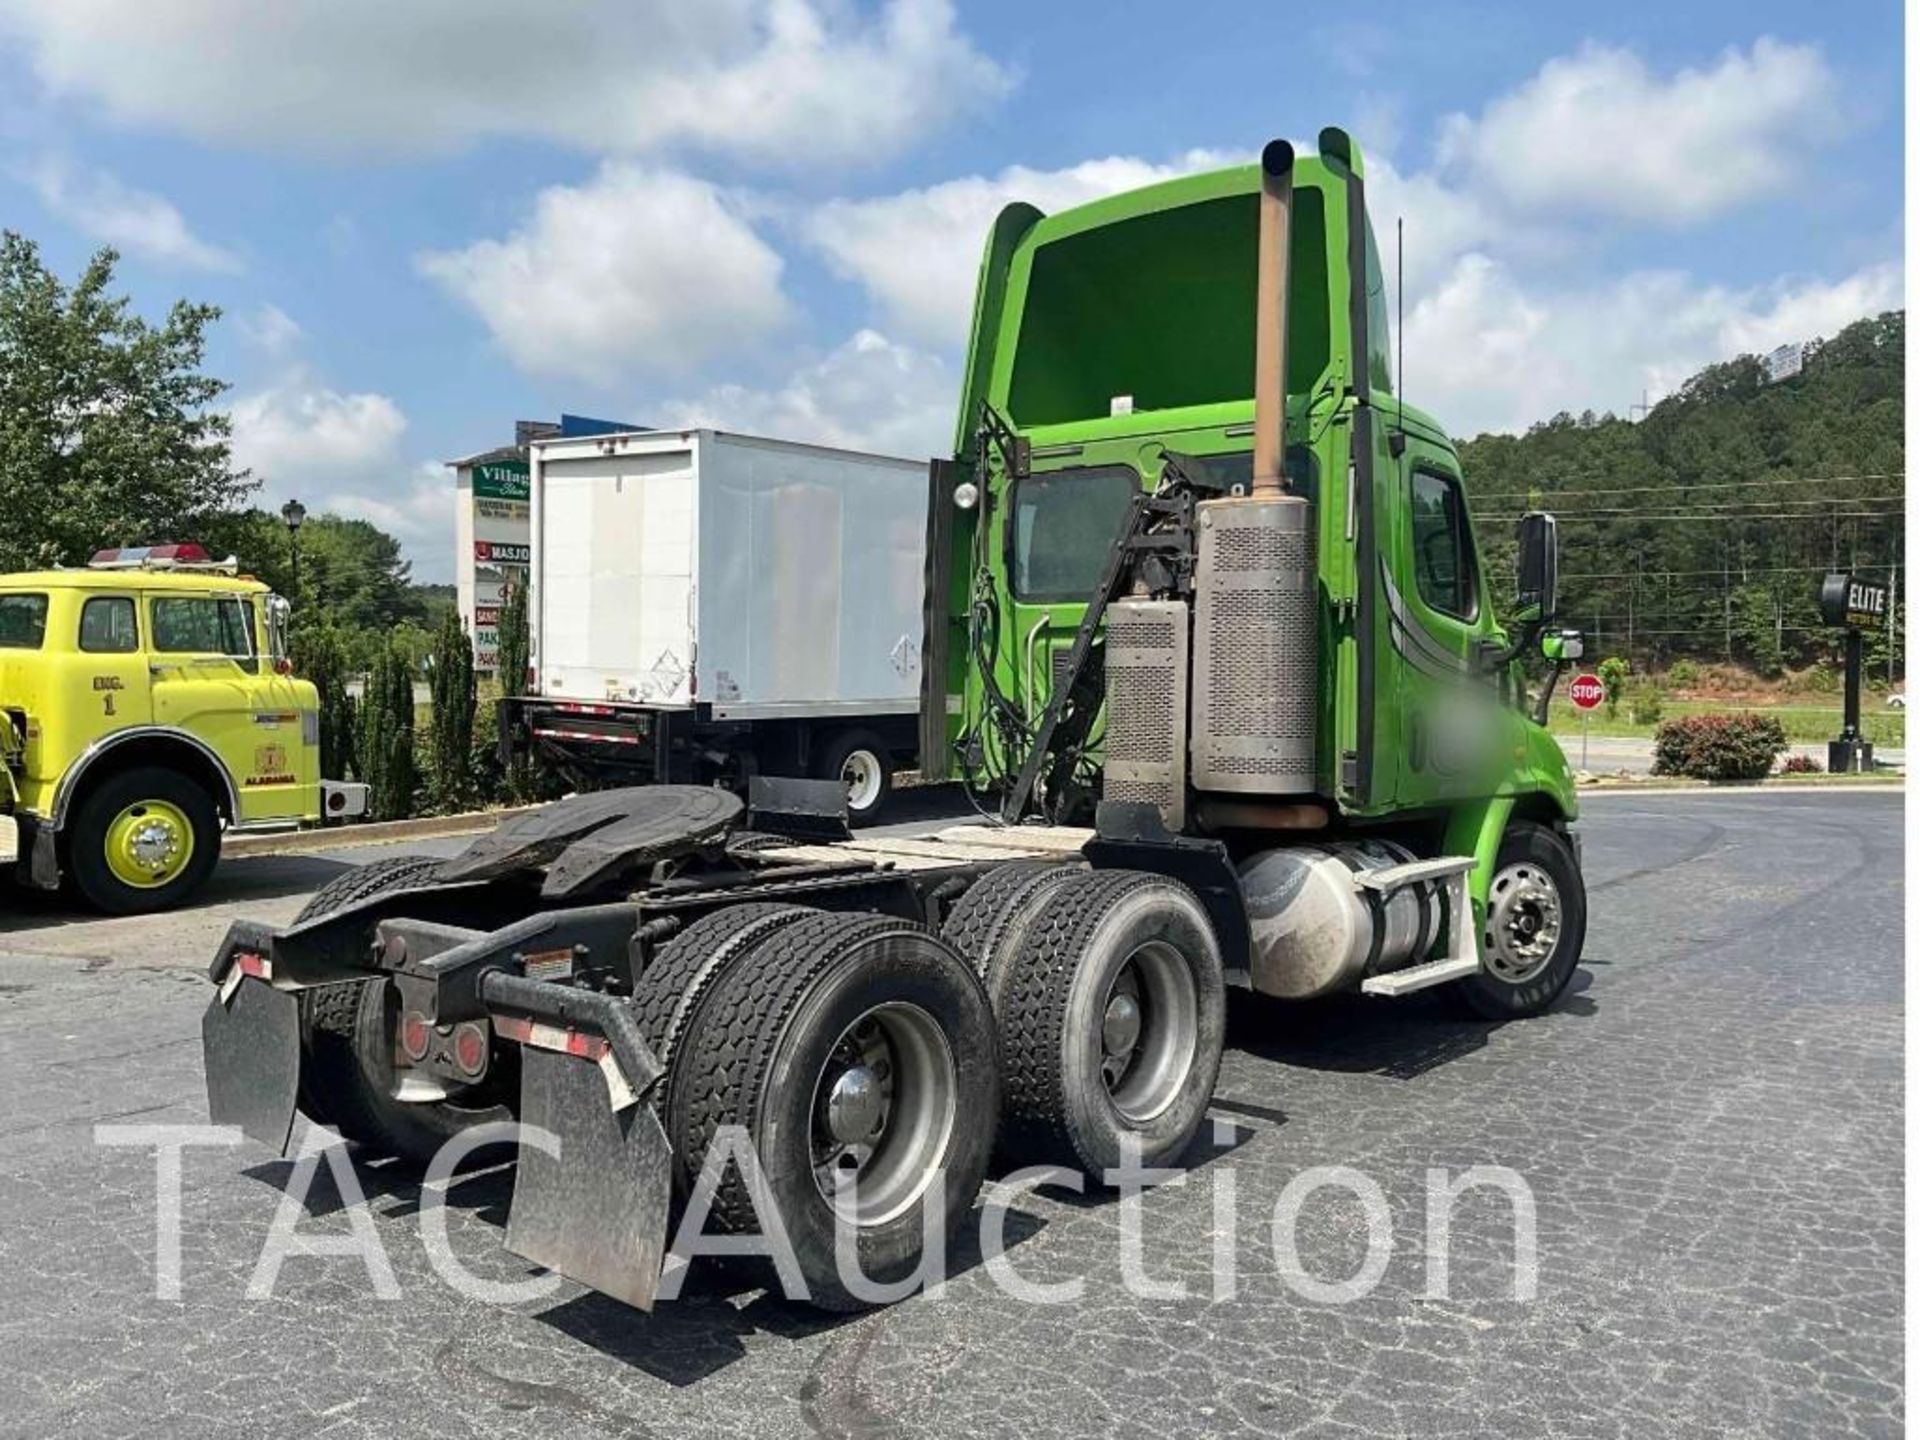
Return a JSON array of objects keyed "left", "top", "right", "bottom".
[
  {"left": 1470, "top": 471, "right": 1900, "bottom": 503},
  {"left": 1477, "top": 508, "right": 1903, "bottom": 523},
  {"left": 1561, "top": 564, "right": 1872, "bottom": 580}
]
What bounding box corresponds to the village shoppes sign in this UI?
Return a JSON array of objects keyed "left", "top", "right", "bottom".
[{"left": 472, "top": 459, "right": 530, "bottom": 503}]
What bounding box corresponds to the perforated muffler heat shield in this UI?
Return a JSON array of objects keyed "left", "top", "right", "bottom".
[
  {"left": 1102, "top": 598, "right": 1189, "bottom": 831},
  {"left": 1190, "top": 495, "right": 1316, "bottom": 794}
]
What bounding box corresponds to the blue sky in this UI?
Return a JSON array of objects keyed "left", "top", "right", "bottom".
[{"left": 0, "top": 1, "right": 1903, "bottom": 581}]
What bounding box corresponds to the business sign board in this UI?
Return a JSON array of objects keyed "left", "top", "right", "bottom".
[
  {"left": 1819, "top": 572, "right": 1889, "bottom": 631},
  {"left": 457, "top": 455, "right": 533, "bottom": 672},
  {"left": 472, "top": 460, "right": 530, "bottom": 502}
]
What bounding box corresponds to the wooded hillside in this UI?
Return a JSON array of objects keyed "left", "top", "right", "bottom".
[{"left": 1458, "top": 311, "right": 1904, "bottom": 678}]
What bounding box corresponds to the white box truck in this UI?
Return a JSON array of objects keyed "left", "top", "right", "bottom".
[{"left": 497, "top": 428, "right": 929, "bottom": 822}]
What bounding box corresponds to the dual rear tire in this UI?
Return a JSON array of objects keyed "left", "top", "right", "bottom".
[
  {"left": 943, "top": 866, "right": 1228, "bottom": 1176},
  {"left": 634, "top": 907, "right": 1000, "bottom": 1312}
]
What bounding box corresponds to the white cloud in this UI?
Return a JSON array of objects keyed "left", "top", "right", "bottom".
[
  {"left": 419, "top": 164, "right": 792, "bottom": 386},
  {"left": 1435, "top": 39, "right": 1836, "bottom": 225},
  {"left": 0, "top": 0, "right": 1007, "bottom": 168},
  {"left": 24, "top": 155, "right": 238, "bottom": 271},
  {"left": 234, "top": 303, "right": 302, "bottom": 358},
  {"left": 230, "top": 384, "right": 408, "bottom": 501},
  {"left": 806, "top": 150, "right": 1242, "bottom": 346},
  {"left": 660, "top": 329, "right": 954, "bottom": 457},
  {"left": 1403, "top": 255, "right": 1903, "bottom": 437}
]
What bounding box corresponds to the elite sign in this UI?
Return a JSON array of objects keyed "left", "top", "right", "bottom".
[{"left": 1819, "top": 572, "right": 1889, "bottom": 631}]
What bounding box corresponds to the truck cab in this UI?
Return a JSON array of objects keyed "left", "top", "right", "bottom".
[
  {"left": 924, "top": 128, "right": 1577, "bottom": 844},
  {"left": 0, "top": 544, "right": 366, "bottom": 912}
]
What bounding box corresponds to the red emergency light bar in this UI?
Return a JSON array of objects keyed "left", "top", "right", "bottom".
[{"left": 88, "top": 544, "right": 238, "bottom": 572}]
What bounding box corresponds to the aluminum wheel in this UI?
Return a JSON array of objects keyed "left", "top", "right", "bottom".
[
  {"left": 1483, "top": 862, "right": 1564, "bottom": 984},
  {"left": 841, "top": 749, "right": 885, "bottom": 813},
  {"left": 810, "top": 1002, "right": 957, "bottom": 1226},
  {"left": 1098, "top": 940, "right": 1199, "bottom": 1125}
]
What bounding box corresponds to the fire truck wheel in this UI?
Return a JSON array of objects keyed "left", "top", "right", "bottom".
[
  {"left": 668, "top": 911, "right": 1000, "bottom": 1312},
  {"left": 294, "top": 854, "right": 513, "bottom": 1163},
  {"left": 993, "top": 870, "right": 1226, "bottom": 1177},
  {"left": 1452, "top": 821, "right": 1586, "bottom": 1021},
  {"left": 815, "top": 730, "right": 893, "bottom": 826},
  {"left": 65, "top": 766, "right": 220, "bottom": 914}
]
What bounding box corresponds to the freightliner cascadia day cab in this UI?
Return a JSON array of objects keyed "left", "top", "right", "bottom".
[
  {"left": 201, "top": 131, "right": 1586, "bottom": 1314},
  {"left": 497, "top": 429, "right": 926, "bottom": 824}
]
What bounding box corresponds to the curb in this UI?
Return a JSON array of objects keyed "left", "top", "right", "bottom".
[
  {"left": 1579, "top": 780, "right": 1903, "bottom": 799},
  {"left": 223, "top": 805, "right": 534, "bottom": 858}
]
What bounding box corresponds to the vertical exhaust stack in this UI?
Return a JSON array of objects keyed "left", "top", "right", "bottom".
[
  {"left": 1185, "top": 136, "right": 1318, "bottom": 802},
  {"left": 1250, "top": 139, "right": 1294, "bottom": 498}
]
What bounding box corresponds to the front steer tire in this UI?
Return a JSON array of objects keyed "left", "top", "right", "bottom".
[
  {"left": 665, "top": 911, "right": 1000, "bottom": 1312},
  {"left": 1452, "top": 821, "right": 1587, "bottom": 1021},
  {"left": 294, "top": 854, "right": 514, "bottom": 1164},
  {"left": 65, "top": 766, "right": 220, "bottom": 914},
  {"left": 992, "top": 870, "right": 1226, "bottom": 1177}
]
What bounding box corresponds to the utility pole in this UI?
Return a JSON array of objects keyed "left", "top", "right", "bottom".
[{"left": 1891, "top": 560, "right": 1900, "bottom": 687}]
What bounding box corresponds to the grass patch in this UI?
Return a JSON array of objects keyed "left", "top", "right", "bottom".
[{"left": 1548, "top": 697, "right": 1904, "bottom": 747}]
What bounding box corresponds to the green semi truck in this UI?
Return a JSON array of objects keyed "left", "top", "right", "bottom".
[{"left": 200, "top": 129, "right": 1586, "bottom": 1313}]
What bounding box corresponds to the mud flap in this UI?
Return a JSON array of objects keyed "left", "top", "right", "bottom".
[
  {"left": 506, "top": 1047, "right": 673, "bottom": 1311},
  {"left": 201, "top": 978, "right": 301, "bottom": 1156}
]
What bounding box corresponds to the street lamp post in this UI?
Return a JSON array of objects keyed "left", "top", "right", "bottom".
[{"left": 280, "top": 498, "right": 307, "bottom": 601}]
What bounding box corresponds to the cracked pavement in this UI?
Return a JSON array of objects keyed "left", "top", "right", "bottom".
[{"left": 0, "top": 789, "right": 1902, "bottom": 1438}]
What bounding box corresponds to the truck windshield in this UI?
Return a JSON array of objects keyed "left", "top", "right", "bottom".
[
  {"left": 0, "top": 593, "right": 48, "bottom": 648},
  {"left": 1010, "top": 467, "right": 1139, "bottom": 603}
]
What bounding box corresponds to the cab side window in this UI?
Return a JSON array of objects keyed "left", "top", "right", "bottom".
[
  {"left": 79, "top": 596, "right": 139, "bottom": 653},
  {"left": 150, "top": 596, "right": 255, "bottom": 659},
  {"left": 0, "top": 593, "right": 48, "bottom": 648},
  {"left": 1410, "top": 468, "right": 1479, "bottom": 621}
]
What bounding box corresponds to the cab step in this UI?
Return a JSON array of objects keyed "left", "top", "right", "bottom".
[{"left": 1360, "top": 955, "right": 1482, "bottom": 997}]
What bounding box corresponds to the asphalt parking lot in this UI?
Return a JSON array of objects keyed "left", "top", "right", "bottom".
[{"left": 0, "top": 788, "right": 1902, "bottom": 1439}]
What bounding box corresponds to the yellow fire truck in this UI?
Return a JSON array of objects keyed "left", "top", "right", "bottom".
[{"left": 0, "top": 544, "right": 366, "bottom": 913}]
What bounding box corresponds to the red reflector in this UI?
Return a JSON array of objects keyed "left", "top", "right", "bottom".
[
  {"left": 453, "top": 1022, "right": 489, "bottom": 1075},
  {"left": 399, "top": 1011, "right": 432, "bottom": 1063},
  {"left": 234, "top": 952, "right": 270, "bottom": 980}
]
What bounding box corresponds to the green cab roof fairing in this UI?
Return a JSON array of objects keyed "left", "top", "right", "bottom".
[{"left": 952, "top": 130, "right": 1397, "bottom": 458}]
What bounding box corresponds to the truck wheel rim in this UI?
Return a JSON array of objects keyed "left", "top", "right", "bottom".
[
  {"left": 811, "top": 1002, "right": 956, "bottom": 1226},
  {"left": 1100, "top": 941, "right": 1198, "bottom": 1125},
  {"left": 841, "top": 751, "right": 883, "bottom": 812},
  {"left": 1483, "top": 863, "right": 1563, "bottom": 983},
  {"left": 103, "top": 800, "right": 194, "bottom": 888}
]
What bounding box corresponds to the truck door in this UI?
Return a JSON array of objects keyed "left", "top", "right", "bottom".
[
  {"left": 146, "top": 591, "right": 302, "bottom": 824},
  {"left": 1383, "top": 441, "right": 1500, "bottom": 806},
  {"left": 74, "top": 592, "right": 153, "bottom": 731}
]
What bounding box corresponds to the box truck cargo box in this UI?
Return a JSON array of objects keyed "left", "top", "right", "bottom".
[{"left": 502, "top": 429, "right": 928, "bottom": 822}]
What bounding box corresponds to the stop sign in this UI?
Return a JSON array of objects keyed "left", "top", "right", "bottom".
[{"left": 1568, "top": 672, "right": 1606, "bottom": 712}]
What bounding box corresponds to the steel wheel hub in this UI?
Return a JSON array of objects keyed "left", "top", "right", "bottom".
[
  {"left": 842, "top": 751, "right": 883, "bottom": 811},
  {"left": 1484, "top": 862, "right": 1563, "bottom": 984},
  {"left": 811, "top": 1003, "right": 956, "bottom": 1226},
  {"left": 1098, "top": 942, "right": 1199, "bottom": 1125},
  {"left": 104, "top": 800, "right": 194, "bottom": 888}
]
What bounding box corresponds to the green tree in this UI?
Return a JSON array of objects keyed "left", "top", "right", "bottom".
[
  {"left": 0, "top": 234, "right": 251, "bottom": 569},
  {"left": 1598, "top": 656, "right": 1630, "bottom": 719},
  {"left": 496, "top": 580, "right": 531, "bottom": 698},
  {"left": 426, "top": 604, "right": 476, "bottom": 811},
  {"left": 356, "top": 642, "right": 417, "bottom": 820},
  {"left": 290, "top": 622, "right": 358, "bottom": 782}
]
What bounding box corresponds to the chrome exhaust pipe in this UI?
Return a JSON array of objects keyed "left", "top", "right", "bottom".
[{"left": 1251, "top": 138, "right": 1295, "bottom": 498}]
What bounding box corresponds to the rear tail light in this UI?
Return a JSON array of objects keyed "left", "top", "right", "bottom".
[
  {"left": 452, "top": 1021, "right": 490, "bottom": 1077},
  {"left": 399, "top": 1010, "right": 432, "bottom": 1063}
]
